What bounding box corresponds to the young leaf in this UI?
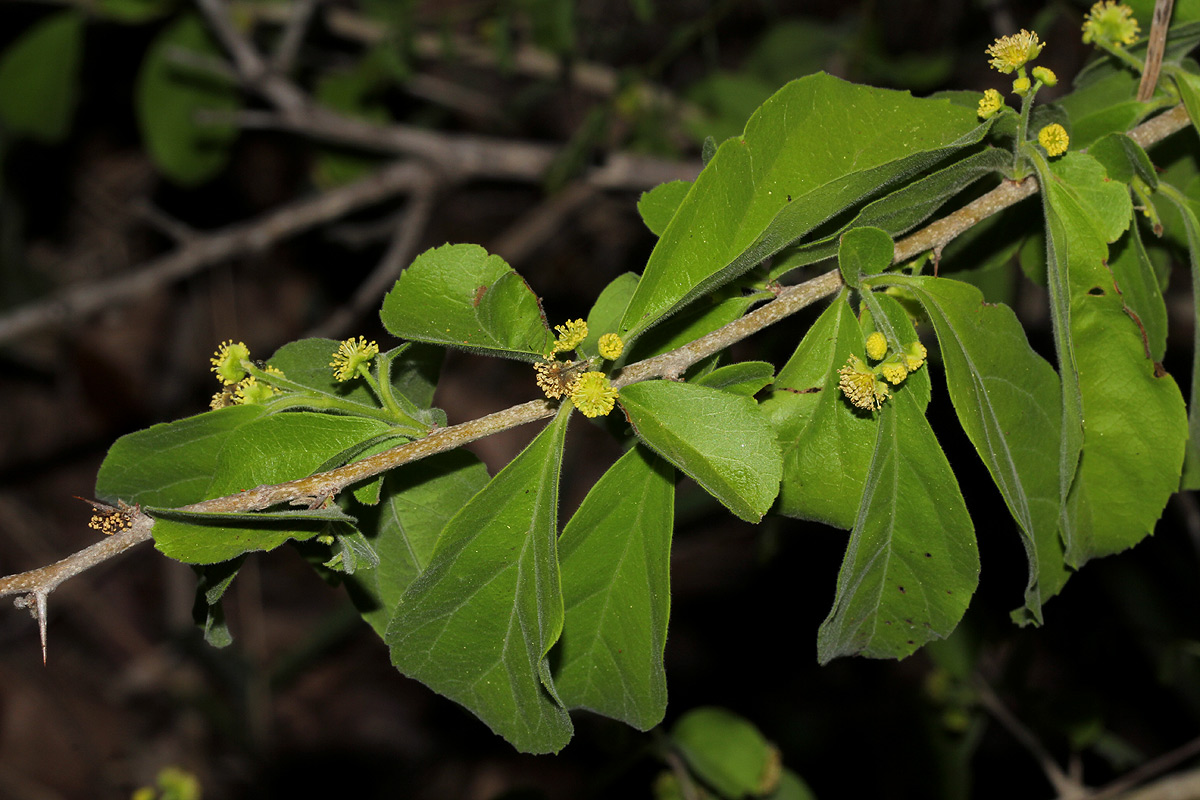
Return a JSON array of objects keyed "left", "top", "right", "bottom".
[
  {"left": 817, "top": 388, "right": 978, "bottom": 664},
  {"left": 618, "top": 72, "right": 985, "bottom": 341},
  {"left": 555, "top": 446, "right": 673, "bottom": 730},
  {"left": 1108, "top": 223, "right": 1168, "bottom": 363},
  {"left": 380, "top": 243, "right": 555, "bottom": 361},
  {"left": 386, "top": 407, "right": 574, "bottom": 754},
  {"left": 1035, "top": 151, "right": 1186, "bottom": 564},
  {"left": 871, "top": 274, "right": 1066, "bottom": 623},
  {"left": 0, "top": 10, "right": 83, "bottom": 143},
  {"left": 618, "top": 380, "right": 782, "bottom": 522},
  {"left": 837, "top": 226, "right": 894, "bottom": 288},
  {"left": 346, "top": 450, "right": 491, "bottom": 637},
  {"left": 760, "top": 291, "right": 877, "bottom": 529},
  {"left": 136, "top": 13, "right": 240, "bottom": 184}
]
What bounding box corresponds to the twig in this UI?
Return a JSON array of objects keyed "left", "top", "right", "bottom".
[
  {"left": 1085, "top": 734, "right": 1200, "bottom": 800},
  {"left": 974, "top": 677, "right": 1085, "bottom": 798},
  {"left": 270, "top": 0, "right": 320, "bottom": 76},
  {"left": 1138, "top": 0, "right": 1176, "bottom": 102},
  {"left": 0, "top": 161, "right": 430, "bottom": 344}
]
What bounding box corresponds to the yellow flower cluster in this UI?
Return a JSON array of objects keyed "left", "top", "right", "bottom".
[
  {"left": 550, "top": 319, "right": 588, "bottom": 355},
  {"left": 837, "top": 336, "right": 927, "bottom": 411},
  {"left": 1038, "top": 123, "right": 1070, "bottom": 157},
  {"left": 570, "top": 371, "right": 619, "bottom": 418},
  {"left": 838, "top": 355, "right": 890, "bottom": 411},
  {"left": 977, "top": 89, "right": 1004, "bottom": 120},
  {"left": 208, "top": 341, "right": 285, "bottom": 408},
  {"left": 986, "top": 29, "right": 1044, "bottom": 74},
  {"left": 1083, "top": 1, "right": 1140, "bottom": 47},
  {"left": 598, "top": 332, "right": 624, "bottom": 360},
  {"left": 331, "top": 336, "right": 379, "bottom": 382}
]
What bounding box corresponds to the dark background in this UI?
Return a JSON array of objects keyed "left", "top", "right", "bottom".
[{"left": 2, "top": 1, "right": 1199, "bottom": 798}]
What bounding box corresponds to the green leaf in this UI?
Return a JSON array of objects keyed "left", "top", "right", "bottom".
[
  {"left": 1036, "top": 151, "right": 1185, "bottom": 564},
  {"left": 1087, "top": 133, "right": 1157, "bottom": 189},
  {"left": 381, "top": 243, "right": 554, "bottom": 361},
  {"left": 671, "top": 707, "right": 781, "bottom": 799},
  {"left": 769, "top": 147, "right": 1010, "bottom": 281},
  {"left": 618, "top": 73, "right": 984, "bottom": 341},
  {"left": 638, "top": 180, "right": 693, "bottom": 237},
  {"left": 96, "top": 405, "right": 268, "bottom": 507},
  {"left": 555, "top": 446, "right": 673, "bottom": 730},
  {"left": 838, "top": 226, "right": 894, "bottom": 288},
  {"left": 1109, "top": 223, "right": 1168, "bottom": 363},
  {"left": 1140, "top": 181, "right": 1200, "bottom": 489},
  {"left": 619, "top": 380, "right": 781, "bottom": 522},
  {"left": 817, "top": 387, "right": 978, "bottom": 663},
  {"left": 136, "top": 14, "right": 240, "bottom": 185},
  {"left": 0, "top": 10, "right": 83, "bottom": 143},
  {"left": 192, "top": 558, "right": 242, "bottom": 648},
  {"left": 346, "top": 450, "right": 490, "bottom": 637},
  {"left": 693, "top": 361, "right": 775, "bottom": 396},
  {"left": 386, "top": 407, "right": 574, "bottom": 754},
  {"left": 149, "top": 412, "right": 393, "bottom": 563},
  {"left": 151, "top": 509, "right": 356, "bottom": 565},
  {"left": 872, "top": 274, "right": 1065, "bottom": 623},
  {"left": 760, "top": 292, "right": 878, "bottom": 529}
]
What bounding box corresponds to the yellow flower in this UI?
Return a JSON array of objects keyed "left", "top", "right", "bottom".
[
  {"left": 551, "top": 319, "right": 588, "bottom": 354},
  {"left": 977, "top": 89, "right": 1004, "bottom": 120},
  {"left": 234, "top": 376, "right": 280, "bottom": 405},
  {"left": 569, "top": 371, "right": 619, "bottom": 418},
  {"left": 211, "top": 387, "right": 235, "bottom": 410},
  {"left": 1012, "top": 74, "right": 1032, "bottom": 96},
  {"left": 881, "top": 361, "right": 909, "bottom": 385},
  {"left": 837, "top": 355, "right": 889, "bottom": 411},
  {"left": 986, "top": 29, "right": 1044, "bottom": 74},
  {"left": 598, "top": 332, "right": 624, "bottom": 360},
  {"left": 865, "top": 332, "right": 888, "bottom": 361},
  {"left": 1032, "top": 66, "right": 1057, "bottom": 86},
  {"left": 1038, "top": 123, "right": 1069, "bottom": 157},
  {"left": 210, "top": 340, "right": 251, "bottom": 385},
  {"left": 331, "top": 336, "right": 379, "bottom": 381},
  {"left": 535, "top": 357, "right": 583, "bottom": 399},
  {"left": 903, "top": 342, "right": 928, "bottom": 371},
  {"left": 1082, "top": 1, "right": 1140, "bottom": 47}
]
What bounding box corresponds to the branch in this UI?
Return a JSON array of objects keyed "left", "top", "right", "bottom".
[
  {"left": 1, "top": 92, "right": 1192, "bottom": 653},
  {"left": 0, "top": 160, "right": 436, "bottom": 344}
]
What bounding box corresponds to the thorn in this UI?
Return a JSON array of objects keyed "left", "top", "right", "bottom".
[{"left": 36, "top": 591, "right": 47, "bottom": 665}]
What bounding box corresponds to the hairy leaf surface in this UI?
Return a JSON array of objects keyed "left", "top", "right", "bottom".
[
  {"left": 817, "top": 388, "right": 978, "bottom": 663},
  {"left": 386, "top": 408, "right": 573, "bottom": 754},
  {"left": 875, "top": 275, "right": 1065, "bottom": 622},
  {"left": 619, "top": 380, "right": 781, "bottom": 522},
  {"left": 555, "top": 446, "right": 673, "bottom": 730},
  {"left": 761, "top": 291, "right": 877, "bottom": 529},
  {"left": 381, "top": 243, "right": 554, "bottom": 361},
  {"left": 617, "top": 73, "right": 985, "bottom": 340}
]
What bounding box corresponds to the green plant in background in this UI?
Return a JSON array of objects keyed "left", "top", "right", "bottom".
[{"left": 3, "top": 0, "right": 1200, "bottom": 795}]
